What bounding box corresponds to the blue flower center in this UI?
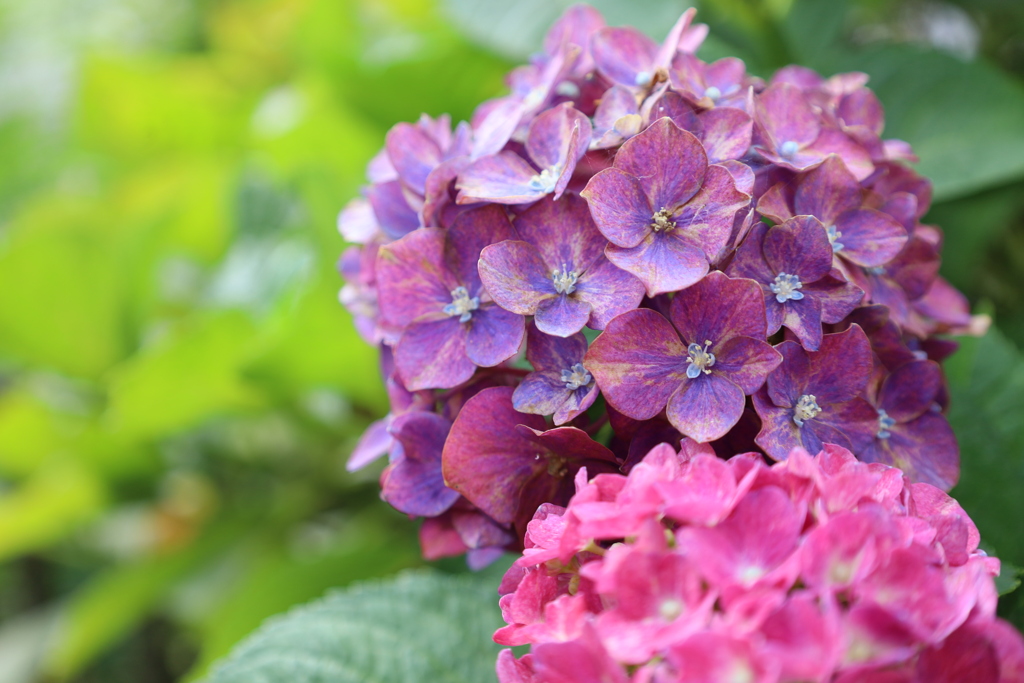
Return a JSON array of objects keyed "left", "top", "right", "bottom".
[
  {"left": 826, "top": 224, "right": 845, "bottom": 253},
  {"left": 686, "top": 341, "right": 716, "bottom": 379},
  {"left": 793, "top": 394, "right": 821, "bottom": 427},
  {"left": 528, "top": 168, "right": 558, "bottom": 193},
  {"left": 770, "top": 272, "right": 804, "bottom": 303},
  {"left": 877, "top": 409, "right": 896, "bottom": 439},
  {"left": 779, "top": 140, "right": 799, "bottom": 158},
  {"left": 561, "top": 363, "right": 592, "bottom": 391},
  {"left": 442, "top": 286, "right": 479, "bottom": 323}
]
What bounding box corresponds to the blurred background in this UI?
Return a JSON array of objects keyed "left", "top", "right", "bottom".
[{"left": 0, "top": 0, "right": 1022, "bottom": 681}]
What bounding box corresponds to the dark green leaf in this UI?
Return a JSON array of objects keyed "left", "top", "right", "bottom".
[
  {"left": 204, "top": 569, "right": 506, "bottom": 683},
  {"left": 947, "top": 328, "right": 1024, "bottom": 566}
]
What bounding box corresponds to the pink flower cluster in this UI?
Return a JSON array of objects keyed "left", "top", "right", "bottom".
[{"left": 495, "top": 443, "right": 1024, "bottom": 683}]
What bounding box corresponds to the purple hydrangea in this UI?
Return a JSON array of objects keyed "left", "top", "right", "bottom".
[{"left": 337, "top": 4, "right": 984, "bottom": 568}]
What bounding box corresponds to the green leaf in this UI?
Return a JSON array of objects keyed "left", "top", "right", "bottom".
[
  {"left": 947, "top": 328, "right": 1024, "bottom": 567},
  {"left": 996, "top": 561, "right": 1022, "bottom": 597},
  {"left": 184, "top": 515, "right": 421, "bottom": 681},
  {"left": 204, "top": 569, "right": 506, "bottom": 683},
  {"left": 104, "top": 312, "right": 264, "bottom": 441},
  {"left": 0, "top": 464, "right": 107, "bottom": 562}
]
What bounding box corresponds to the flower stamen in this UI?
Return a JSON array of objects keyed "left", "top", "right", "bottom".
[
  {"left": 877, "top": 409, "right": 896, "bottom": 439},
  {"left": 686, "top": 340, "right": 716, "bottom": 379},
  {"left": 552, "top": 265, "right": 579, "bottom": 295},
  {"left": 442, "top": 286, "right": 480, "bottom": 323},
  {"left": 826, "top": 224, "right": 845, "bottom": 253},
  {"left": 770, "top": 272, "right": 804, "bottom": 303},
  {"left": 528, "top": 167, "right": 558, "bottom": 193},
  {"left": 793, "top": 394, "right": 822, "bottom": 427},
  {"left": 561, "top": 363, "right": 592, "bottom": 391},
  {"left": 650, "top": 208, "right": 676, "bottom": 233}
]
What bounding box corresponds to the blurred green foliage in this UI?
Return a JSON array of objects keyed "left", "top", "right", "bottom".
[{"left": 0, "top": 0, "right": 1022, "bottom": 681}]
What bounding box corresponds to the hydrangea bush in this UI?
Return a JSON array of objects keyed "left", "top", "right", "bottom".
[{"left": 336, "top": 3, "right": 1024, "bottom": 678}]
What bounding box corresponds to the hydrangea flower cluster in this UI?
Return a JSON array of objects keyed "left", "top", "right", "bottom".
[
  {"left": 494, "top": 443, "right": 1024, "bottom": 683},
  {"left": 337, "top": 4, "right": 983, "bottom": 562}
]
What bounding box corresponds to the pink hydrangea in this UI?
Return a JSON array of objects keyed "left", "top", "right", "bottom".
[{"left": 495, "top": 442, "right": 1024, "bottom": 683}]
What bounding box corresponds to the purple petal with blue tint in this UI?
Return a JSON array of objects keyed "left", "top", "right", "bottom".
[
  {"left": 465, "top": 304, "right": 525, "bottom": 367},
  {"left": 666, "top": 373, "right": 746, "bottom": 442},
  {"left": 535, "top": 293, "right": 592, "bottom": 337},
  {"left": 395, "top": 317, "right": 473, "bottom": 390},
  {"left": 478, "top": 240, "right": 555, "bottom": 314},
  {"left": 367, "top": 179, "right": 420, "bottom": 239},
  {"left": 382, "top": 412, "right": 459, "bottom": 517},
  {"left": 605, "top": 230, "right": 708, "bottom": 296}
]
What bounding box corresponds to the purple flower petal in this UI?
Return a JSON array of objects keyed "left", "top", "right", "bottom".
[
  {"left": 806, "top": 325, "right": 873, "bottom": 404},
  {"left": 478, "top": 240, "right": 556, "bottom": 315},
  {"left": 395, "top": 317, "right": 474, "bottom": 390},
  {"left": 764, "top": 216, "right": 834, "bottom": 284},
  {"left": 752, "top": 388, "right": 803, "bottom": 460},
  {"left": 698, "top": 107, "right": 753, "bottom": 162},
  {"left": 347, "top": 417, "right": 392, "bottom": 471},
  {"left": 376, "top": 228, "right": 459, "bottom": 328},
  {"left": 781, "top": 293, "right": 824, "bottom": 351},
  {"left": 879, "top": 360, "right": 941, "bottom": 422},
  {"left": 382, "top": 412, "right": 459, "bottom": 517},
  {"left": 765, "top": 341, "right": 806, "bottom": 408},
  {"left": 585, "top": 308, "right": 686, "bottom": 420},
  {"left": 525, "top": 324, "right": 588, "bottom": 372},
  {"left": 803, "top": 273, "right": 864, "bottom": 324},
  {"left": 455, "top": 151, "right": 548, "bottom": 205},
  {"left": 573, "top": 256, "right": 645, "bottom": 330},
  {"left": 442, "top": 386, "right": 549, "bottom": 524},
  {"left": 672, "top": 163, "right": 750, "bottom": 265},
  {"left": 668, "top": 271, "right": 767, "bottom": 346},
  {"left": 614, "top": 117, "right": 707, "bottom": 210},
  {"left": 512, "top": 370, "right": 571, "bottom": 417},
  {"left": 514, "top": 193, "right": 605, "bottom": 276},
  {"left": 802, "top": 128, "right": 874, "bottom": 181},
  {"left": 756, "top": 83, "right": 820, "bottom": 149},
  {"left": 713, "top": 335, "right": 783, "bottom": 394},
  {"left": 525, "top": 103, "right": 592, "bottom": 188},
  {"left": 592, "top": 85, "right": 641, "bottom": 149},
  {"left": 591, "top": 26, "right": 658, "bottom": 87},
  {"left": 793, "top": 155, "right": 861, "bottom": 225},
  {"left": 814, "top": 397, "right": 878, "bottom": 454},
  {"left": 553, "top": 384, "right": 599, "bottom": 425},
  {"left": 465, "top": 304, "right": 526, "bottom": 366},
  {"left": 471, "top": 96, "right": 526, "bottom": 160},
  {"left": 366, "top": 179, "right": 420, "bottom": 239},
  {"left": 833, "top": 209, "right": 908, "bottom": 268},
  {"left": 666, "top": 373, "right": 745, "bottom": 442},
  {"left": 535, "top": 293, "right": 593, "bottom": 337},
  {"left": 385, "top": 122, "right": 443, "bottom": 196},
  {"left": 861, "top": 412, "right": 959, "bottom": 490},
  {"left": 605, "top": 231, "right": 708, "bottom": 296},
  {"left": 581, "top": 168, "right": 653, "bottom": 248},
  {"left": 447, "top": 203, "right": 517, "bottom": 292}
]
